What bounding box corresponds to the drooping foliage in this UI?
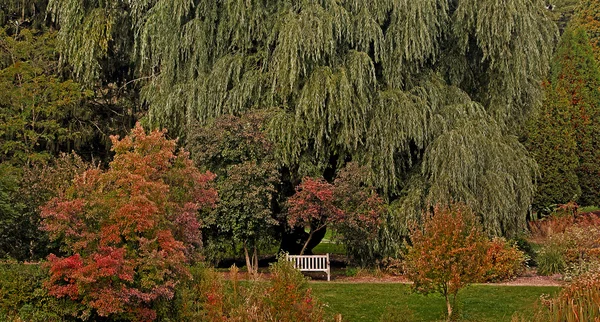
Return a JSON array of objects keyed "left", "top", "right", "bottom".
[
  {"left": 528, "top": 26, "right": 600, "bottom": 209},
  {"left": 40, "top": 124, "right": 217, "bottom": 320},
  {"left": 47, "top": 0, "right": 557, "bottom": 237},
  {"left": 187, "top": 111, "right": 279, "bottom": 270}
]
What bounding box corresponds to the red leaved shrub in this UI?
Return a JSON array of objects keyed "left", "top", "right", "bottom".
[
  {"left": 529, "top": 202, "right": 600, "bottom": 243},
  {"left": 40, "top": 123, "right": 217, "bottom": 321}
]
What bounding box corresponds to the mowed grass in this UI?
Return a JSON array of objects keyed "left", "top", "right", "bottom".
[
  {"left": 310, "top": 283, "right": 559, "bottom": 322},
  {"left": 312, "top": 242, "right": 345, "bottom": 255}
]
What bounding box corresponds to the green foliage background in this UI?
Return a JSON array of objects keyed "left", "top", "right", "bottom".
[{"left": 45, "top": 0, "right": 559, "bottom": 238}]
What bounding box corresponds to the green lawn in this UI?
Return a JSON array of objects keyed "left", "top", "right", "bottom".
[
  {"left": 312, "top": 242, "right": 346, "bottom": 255},
  {"left": 310, "top": 283, "right": 559, "bottom": 322},
  {"left": 579, "top": 205, "right": 600, "bottom": 213}
]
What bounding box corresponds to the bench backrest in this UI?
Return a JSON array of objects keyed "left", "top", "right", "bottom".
[{"left": 286, "top": 254, "right": 329, "bottom": 271}]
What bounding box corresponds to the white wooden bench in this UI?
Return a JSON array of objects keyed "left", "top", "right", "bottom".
[{"left": 286, "top": 253, "right": 331, "bottom": 281}]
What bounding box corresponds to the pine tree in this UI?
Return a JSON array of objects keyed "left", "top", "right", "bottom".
[
  {"left": 573, "top": 0, "right": 600, "bottom": 61},
  {"left": 528, "top": 26, "right": 600, "bottom": 209},
  {"left": 527, "top": 83, "right": 581, "bottom": 210},
  {"left": 48, "top": 0, "right": 557, "bottom": 237}
]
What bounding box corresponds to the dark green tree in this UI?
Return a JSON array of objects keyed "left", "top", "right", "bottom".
[
  {"left": 0, "top": 153, "right": 93, "bottom": 260},
  {"left": 48, "top": 0, "right": 557, "bottom": 237},
  {"left": 528, "top": 26, "right": 600, "bottom": 209},
  {"left": 0, "top": 28, "right": 91, "bottom": 165},
  {"left": 0, "top": 1, "right": 141, "bottom": 260},
  {"left": 526, "top": 84, "right": 581, "bottom": 210},
  {"left": 187, "top": 111, "right": 280, "bottom": 268}
]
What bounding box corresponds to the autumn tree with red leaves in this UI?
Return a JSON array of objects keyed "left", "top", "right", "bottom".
[
  {"left": 287, "top": 177, "right": 342, "bottom": 255},
  {"left": 287, "top": 163, "right": 383, "bottom": 256},
  {"left": 406, "top": 203, "right": 489, "bottom": 320},
  {"left": 40, "top": 123, "right": 217, "bottom": 321}
]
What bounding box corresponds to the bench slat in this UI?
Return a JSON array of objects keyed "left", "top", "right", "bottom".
[{"left": 286, "top": 254, "right": 330, "bottom": 281}]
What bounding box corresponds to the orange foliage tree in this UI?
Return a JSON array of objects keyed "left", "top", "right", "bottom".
[
  {"left": 40, "top": 123, "right": 217, "bottom": 321},
  {"left": 406, "top": 203, "right": 489, "bottom": 320}
]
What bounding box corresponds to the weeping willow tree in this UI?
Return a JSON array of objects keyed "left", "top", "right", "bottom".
[{"left": 48, "top": 0, "right": 557, "bottom": 237}]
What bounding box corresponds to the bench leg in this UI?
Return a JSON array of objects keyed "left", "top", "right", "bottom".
[{"left": 327, "top": 253, "right": 331, "bottom": 281}]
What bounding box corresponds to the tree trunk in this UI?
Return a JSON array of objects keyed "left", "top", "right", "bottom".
[
  {"left": 445, "top": 294, "right": 453, "bottom": 321},
  {"left": 300, "top": 231, "right": 314, "bottom": 255},
  {"left": 243, "top": 242, "right": 253, "bottom": 276},
  {"left": 280, "top": 225, "right": 327, "bottom": 255},
  {"left": 253, "top": 245, "right": 258, "bottom": 275}
]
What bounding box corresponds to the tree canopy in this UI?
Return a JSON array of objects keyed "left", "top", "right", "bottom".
[{"left": 46, "top": 0, "right": 557, "bottom": 237}]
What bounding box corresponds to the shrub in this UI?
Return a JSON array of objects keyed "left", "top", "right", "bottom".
[
  {"left": 536, "top": 220, "right": 600, "bottom": 276},
  {"left": 485, "top": 238, "right": 528, "bottom": 282},
  {"left": 188, "top": 112, "right": 280, "bottom": 274},
  {"left": 331, "top": 163, "right": 385, "bottom": 266},
  {"left": 528, "top": 202, "right": 578, "bottom": 242},
  {"left": 0, "top": 153, "right": 95, "bottom": 261},
  {"left": 259, "top": 258, "right": 326, "bottom": 321},
  {"left": 378, "top": 257, "right": 406, "bottom": 276},
  {"left": 40, "top": 124, "right": 217, "bottom": 320},
  {"left": 514, "top": 235, "right": 538, "bottom": 266},
  {"left": 537, "top": 244, "right": 567, "bottom": 276},
  {"left": 192, "top": 256, "right": 327, "bottom": 322},
  {"left": 406, "top": 203, "right": 489, "bottom": 320},
  {"left": 0, "top": 262, "right": 83, "bottom": 321}
]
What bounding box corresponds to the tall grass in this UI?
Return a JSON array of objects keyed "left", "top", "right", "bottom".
[{"left": 540, "top": 271, "right": 600, "bottom": 321}]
